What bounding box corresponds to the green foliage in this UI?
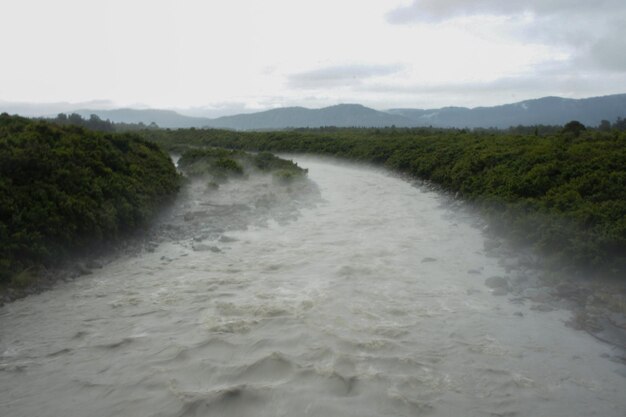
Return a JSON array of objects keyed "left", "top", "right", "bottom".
[
  {"left": 0, "top": 114, "right": 181, "bottom": 284},
  {"left": 47, "top": 113, "right": 116, "bottom": 132},
  {"left": 177, "top": 147, "right": 306, "bottom": 182},
  {"left": 178, "top": 148, "right": 245, "bottom": 180},
  {"left": 272, "top": 169, "right": 302, "bottom": 184},
  {"left": 562, "top": 120, "right": 586, "bottom": 137},
  {"left": 253, "top": 151, "right": 305, "bottom": 174},
  {"left": 139, "top": 126, "right": 626, "bottom": 278}
]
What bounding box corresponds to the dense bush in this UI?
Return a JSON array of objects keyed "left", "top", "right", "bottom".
[
  {"left": 177, "top": 148, "right": 306, "bottom": 182},
  {"left": 140, "top": 126, "right": 626, "bottom": 278},
  {"left": 178, "top": 148, "right": 245, "bottom": 180},
  {"left": 0, "top": 114, "right": 181, "bottom": 284}
]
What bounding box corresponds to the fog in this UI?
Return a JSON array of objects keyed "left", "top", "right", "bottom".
[{"left": 0, "top": 157, "right": 624, "bottom": 416}]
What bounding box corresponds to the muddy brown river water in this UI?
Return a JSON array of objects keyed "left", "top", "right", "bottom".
[{"left": 1, "top": 157, "right": 624, "bottom": 416}]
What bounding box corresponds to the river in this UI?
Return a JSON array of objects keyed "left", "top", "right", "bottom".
[{"left": 1, "top": 157, "right": 624, "bottom": 416}]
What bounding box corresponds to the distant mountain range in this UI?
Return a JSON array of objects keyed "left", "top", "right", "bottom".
[
  {"left": 207, "top": 104, "right": 413, "bottom": 130},
  {"left": 388, "top": 94, "right": 626, "bottom": 129},
  {"left": 2, "top": 94, "right": 626, "bottom": 130}
]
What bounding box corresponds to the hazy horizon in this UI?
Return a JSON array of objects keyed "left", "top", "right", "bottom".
[{"left": 3, "top": 91, "right": 626, "bottom": 122}]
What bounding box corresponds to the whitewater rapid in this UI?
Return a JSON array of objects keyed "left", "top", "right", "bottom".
[{"left": 1, "top": 157, "right": 624, "bottom": 417}]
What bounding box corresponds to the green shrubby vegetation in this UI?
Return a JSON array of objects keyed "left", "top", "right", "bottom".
[
  {"left": 48, "top": 113, "right": 116, "bottom": 132},
  {"left": 45, "top": 113, "right": 160, "bottom": 133},
  {"left": 140, "top": 125, "right": 626, "bottom": 278},
  {"left": 178, "top": 148, "right": 245, "bottom": 180},
  {"left": 177, "top": 147, "right": 307, "bottom": 183},
  {"left": 0, "top": 114, "right": 181, "bottom": 285}
]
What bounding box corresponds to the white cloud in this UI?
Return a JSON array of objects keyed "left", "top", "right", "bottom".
[
  {"left": 387, "top": 0, "right": 626, "bottom": 75},
  {"left": 0, "top": 0, "right": 623, "bottom": 111},
  {"left": 386, "top": 0, "right": 624, "bottom": 23}
]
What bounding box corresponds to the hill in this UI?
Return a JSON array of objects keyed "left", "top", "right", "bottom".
[
  {"left": 75, "top": 94, "right": 626, "bottom": 130},
  {"left": 3, "top": 93, "right": 626, "bottom": 129},
  {"left": 207, "top": 104, "right": 414, "bottom": 130},
  {"left": 389, "top": 94, "right": 626, "bottom": 128}
]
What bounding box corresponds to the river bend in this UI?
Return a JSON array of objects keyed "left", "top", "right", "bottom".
[{"left": 1, "top": 157, "right": 624, "bottom": 416}]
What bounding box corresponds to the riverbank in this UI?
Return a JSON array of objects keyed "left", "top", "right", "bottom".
[
  {"left": 0, "top": 148, "right": 317, "bottom": 305},
  {"left": 479, "top": 226, "right": 626, "bottom": 353},
  {"left": 427, "top": 186, "right": 626, "bottom": 353},
  {"left": 140, "top": 127, "right": 626, "bottom": 281},
  {"left": 0, "top": 231, "right": 156, "bottom": 306},
  {"left": 0, "top": 114, "right": 181, "bottom": 292}
]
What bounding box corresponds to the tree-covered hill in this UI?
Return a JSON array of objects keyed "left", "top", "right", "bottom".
[
  {"left": 0, "top": 114, "right": 181, "bottom": 285},
  {"left": 140, "top": 126, "right": 626, "bottom": 279}
]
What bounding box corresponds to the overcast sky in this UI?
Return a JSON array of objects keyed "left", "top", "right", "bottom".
[{"left": 1, "top": 0, "right": 625, "bottom": 114}]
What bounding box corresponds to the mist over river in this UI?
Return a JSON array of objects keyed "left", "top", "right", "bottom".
[{"left": 1, "top": 157, "right": 624, "bottom": 417}]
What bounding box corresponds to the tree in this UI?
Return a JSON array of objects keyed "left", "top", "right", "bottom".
[
  {"left": 562, "top": 120, "right": 586, "bottom": 137},
  {"left": 68, "top": 113, "right": 83, "bottom": 125}
]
